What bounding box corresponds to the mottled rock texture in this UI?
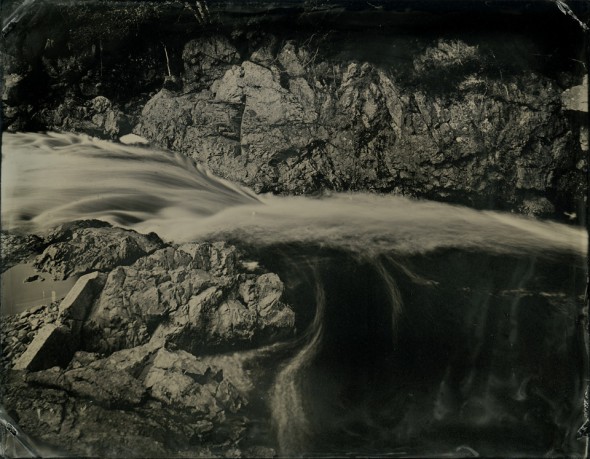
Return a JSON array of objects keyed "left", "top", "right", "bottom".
[
  {"left": 1, "top": 223, "right": 292, "bottom": 457},
  {"left": 83, "top": 242, "right": 295, "bottom": 355},
  {"left": 0, "top": 303, "right": 59, "bottom": 369},
  {"left": 4, "top": 343, "right": 251, "bottom": 456},
  {"left": 34, "top": 220, "right": 164, "bottom": 280},
  {"left": 137, "top": 42, "right": 580, "bottom": 214},
  {"left": 2, "top": 3, "right": 586, "bottom": 216}
]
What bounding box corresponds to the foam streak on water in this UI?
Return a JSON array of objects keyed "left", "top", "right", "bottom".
[
  {"left": 2, "top": 132, "right": 587, "bottom": 259},
  {"left": 2, "top": 132, "right": 588, "bottom": 457}
]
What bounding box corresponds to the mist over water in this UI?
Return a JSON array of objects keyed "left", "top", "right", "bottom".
[{"left": 2, "top": 132, "right": 588, "bottom": 456}]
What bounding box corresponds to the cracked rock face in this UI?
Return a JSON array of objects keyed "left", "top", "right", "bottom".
[
  {"left": 34, "top": 220, "right": 165, "bottom": 280},
  {"left": 135, "top": 36, "right": 582, "bottom": 214},
  {"left": 83, "top": 242, "right": 295, "bottom": 355},
  {"left": 5, "top": 345, "right": 248, "bottom": 457},
  {"left": 2, "top": 224, "right": 293, "bottom": 457}
]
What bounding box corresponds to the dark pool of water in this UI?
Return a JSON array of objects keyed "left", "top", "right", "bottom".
[{"left": 0, "top": 263, "right": 78, "bottom": 316}]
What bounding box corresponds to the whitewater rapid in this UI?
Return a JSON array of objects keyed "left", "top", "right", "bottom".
[
  {"left": 2, "top": 131, "right": 588, "bottom": 457},
  {"left": 2, "top": 132, "right": 587, "bottom": 259}
]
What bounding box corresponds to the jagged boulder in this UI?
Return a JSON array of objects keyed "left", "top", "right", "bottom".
[
  {"left": 83, "top": 242, "right": 295, "bottom": 355},
  {"left": 34, "top": 221, "right": 164, "bottom": 280},
  {"left": 3, "top": 346, "right": 248, "bottom": 457},
  {"left": 136, "top": 37, "right": 580, "bottom": 212},
  {"left": 5, "top": 343, "right": 250, "bottom": 456}
]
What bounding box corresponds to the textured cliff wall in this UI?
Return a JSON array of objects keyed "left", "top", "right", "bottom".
[{"left": 2, "top": 1, "right": 587, "bottom": 217}]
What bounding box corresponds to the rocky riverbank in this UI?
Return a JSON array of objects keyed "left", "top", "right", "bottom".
[
  {"left": 2, "top": 1, "right": 587, "bottom": 217},
  {"left": 1, "top": 1, "right": 588, "bottom": 456},
  {"left": 1, "top": 221, "right": 295, "bottom": 456}
]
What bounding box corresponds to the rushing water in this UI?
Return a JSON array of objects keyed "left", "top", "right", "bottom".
[{"left": 2, "top": 132, "right": 588, "bottom": 457}]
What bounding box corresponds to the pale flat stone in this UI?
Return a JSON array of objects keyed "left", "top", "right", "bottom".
[
  {"left": 120, "top": 133, "right": 149, "bottom": 145},
  {"left": 59, "top": 271, "right": 106, "bottom": 322}
]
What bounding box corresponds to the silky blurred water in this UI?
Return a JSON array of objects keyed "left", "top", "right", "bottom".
[
  {"left": 1, "top": 132, "right": 588, "bottom": 457},
  {"left": 2, "top": 132, "right": 586, "bottom": 257}
]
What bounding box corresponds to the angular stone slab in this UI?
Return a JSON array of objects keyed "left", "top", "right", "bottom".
[
  {"left": 13, "top": 324, "right": 75, "bottom": 372},
  {"left": 59, "top": 271, "right": 106, "bottom": 322}
]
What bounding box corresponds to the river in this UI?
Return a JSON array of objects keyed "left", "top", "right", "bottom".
[{"left": 2, "top": 131, "right": 588, "bottom": 457}]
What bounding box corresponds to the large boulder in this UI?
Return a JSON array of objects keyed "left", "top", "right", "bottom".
[
  {"left": 82, "top": 242, "right": 295, "bottom": 355},
  {"left": 136, "top": 37, "right": 582, "bottom": 213},
  {"left": 34, "top": 220, "right": 164, "bottom": 280},
  {"left": 6, "top": 343, "right": 252, "bottom": 457}
]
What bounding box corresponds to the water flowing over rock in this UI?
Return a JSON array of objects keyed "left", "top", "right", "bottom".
[
  {"left": 2, "top": 4, "right": 586, "bottom": 214},
  {"left": 2, "top": 222, "right": 294, "bottom": 457},
  {"left": 0, "top": 2, "right": 587, "bottom": 457}
]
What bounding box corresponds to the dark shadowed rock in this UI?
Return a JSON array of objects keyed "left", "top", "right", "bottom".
[
  {"left": 182, "top": 36, "right": 241, "bottom": 91},
  {"left": 1, "top": 231, "right": 45, "bottom": 272},
  {"left": 43, "top": 95, "right": 132, "bottom": 139},
  {"left": 13, "top": 324, "right": 77, "bottom": 372}
]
